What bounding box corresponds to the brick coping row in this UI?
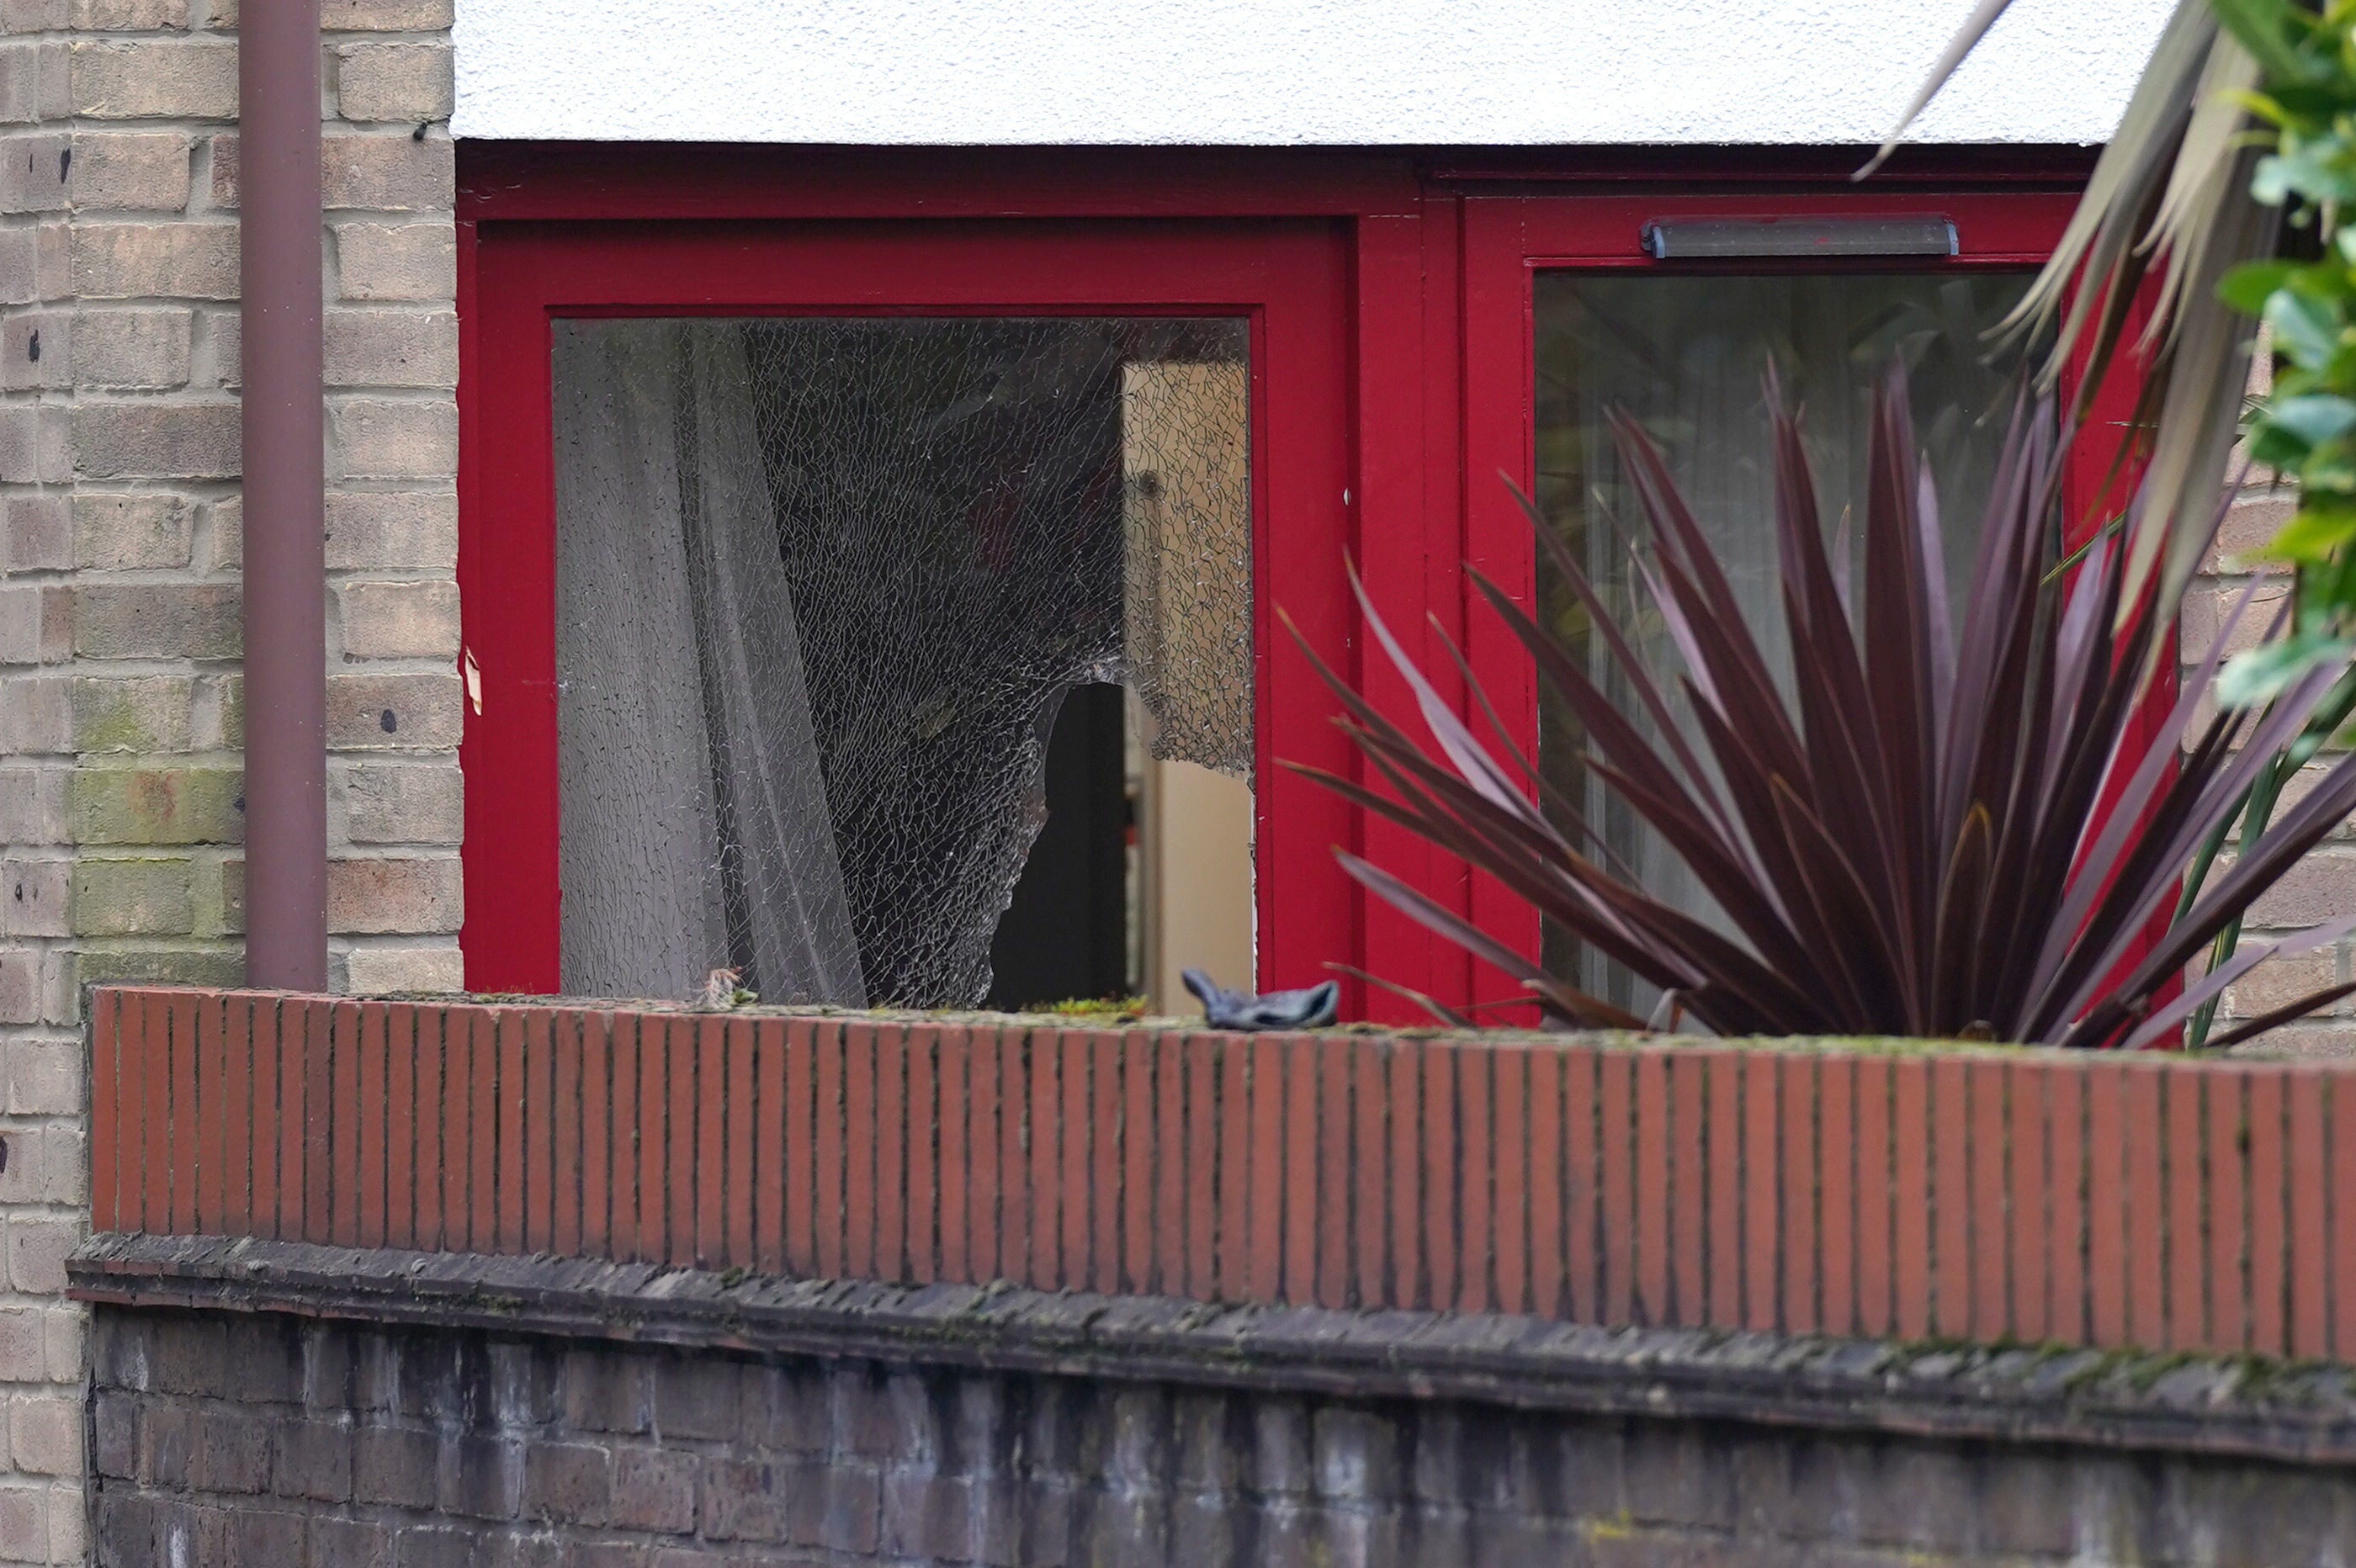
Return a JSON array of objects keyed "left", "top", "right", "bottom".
[{"left": 260, "top": 991, "right": 2262, "bottom": 1061}]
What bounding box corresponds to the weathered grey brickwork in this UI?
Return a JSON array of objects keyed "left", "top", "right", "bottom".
[
  {"left": 82, "top": 1305, "right": 2356, "bottom": 1568},
  {"left": 0, "top": 0, "right": 458, "bottom": 1554}
]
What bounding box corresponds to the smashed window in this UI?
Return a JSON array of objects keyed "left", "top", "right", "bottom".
[{"left": 551, "top": 316, "right": 1253, "bottom": 1007}]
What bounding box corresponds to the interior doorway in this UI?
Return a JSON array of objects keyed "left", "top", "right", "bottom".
[
  {"left": 984, "top": 683, "right": 1128, "bottom": 1009},
  {"left": 984, "top": 683, "right": 1256, "bottom": 1015}
]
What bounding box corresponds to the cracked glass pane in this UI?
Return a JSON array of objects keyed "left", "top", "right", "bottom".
[{"left": 552, "top": 315, "right": 1253, "bottom": 1007}]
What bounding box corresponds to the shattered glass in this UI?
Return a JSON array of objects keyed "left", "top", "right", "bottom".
[{"left": 553, "top": 315, "right": 1253, "bottom": 1008}]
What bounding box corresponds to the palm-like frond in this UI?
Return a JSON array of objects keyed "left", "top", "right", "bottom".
[
  {"left": 1873, "top": 0, "right": 2274, "bottom": 633},
  {"left": 1295, "top": 373, "right": 2356, "bottom": 1045}
]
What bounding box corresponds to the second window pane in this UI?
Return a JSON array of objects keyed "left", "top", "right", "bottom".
[{"left": 1531, "top": 272, "right": 2032, "bottom": 1014}]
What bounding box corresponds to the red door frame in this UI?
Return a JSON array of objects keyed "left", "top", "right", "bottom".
[{"left": 456, "top": 146, "right": 2101, "bottom": 1017}]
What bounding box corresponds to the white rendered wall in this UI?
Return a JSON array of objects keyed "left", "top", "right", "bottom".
[{"left": 451, "top": 0, "right": 2171, "bottom": 147}]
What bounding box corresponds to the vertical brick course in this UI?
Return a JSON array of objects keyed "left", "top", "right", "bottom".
[
  {"left": 316, "top": 0, "right": 458, "bottom": 995},
  {"left": 0, "top": 15, "right": 82, "bottom": 1562}
]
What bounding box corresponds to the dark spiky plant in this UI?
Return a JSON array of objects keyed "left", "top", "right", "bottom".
[{"left": 1291, "top": 373, "right": 2356, "bottom": 1046}]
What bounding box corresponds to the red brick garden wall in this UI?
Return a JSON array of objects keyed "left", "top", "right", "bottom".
[{"left": 86, "top": 986, "right": 2356, "bottom": 1362}]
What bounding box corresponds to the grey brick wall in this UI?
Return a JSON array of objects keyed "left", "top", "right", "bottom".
[
  {"left": 0, "top": 0, "right": 459, "bottom": 1554},
  {"left": 79, "top": 1306, "right": 2356, "bottom": 1568}
]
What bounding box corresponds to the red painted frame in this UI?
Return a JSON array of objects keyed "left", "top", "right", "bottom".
[
  {"left": 455, "top": 147, "right": 2103, "bottom": 1020},
  {"left": 460, "top": 218, "right": 1362, "bottom": 996}
]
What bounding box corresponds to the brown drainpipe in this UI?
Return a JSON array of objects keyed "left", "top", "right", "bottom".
[{"left": 240, "top": 0, "right": 328, "bottom": 990}]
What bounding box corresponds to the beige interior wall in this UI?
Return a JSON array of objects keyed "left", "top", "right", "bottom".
[
  {"left": 1139, "top": 747, "right": 1255, "bottom": 1017},
  {"left": 1122, "top": 360, "right": 1255, "bottom": 1015}
]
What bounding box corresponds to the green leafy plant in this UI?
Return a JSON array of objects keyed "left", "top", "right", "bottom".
[
  {"left": 2209, "top": 0, "right": 2356, "bottom": 702},
  {"left": 1291, "top": 373, "right": 2356, "bottom": 1045}
]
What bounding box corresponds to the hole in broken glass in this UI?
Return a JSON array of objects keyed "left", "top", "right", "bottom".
[{"left": 552, "top": 316, "right": 1254, "bottom": 1008}]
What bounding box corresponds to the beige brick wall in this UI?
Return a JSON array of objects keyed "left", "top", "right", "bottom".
[
  {"left": 2199, "top": 342, "right": 2356, "bottom": 1055},
  {"left": 2201, "top": 500, "right": 2356, "bottom": 1052},
  {"left": 0, "top": 0, "right": 456, "bottom": 1555}
]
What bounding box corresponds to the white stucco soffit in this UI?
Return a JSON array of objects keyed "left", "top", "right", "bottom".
[{"left": 451, "top": 0, "right": 2172, "bottom": 147}]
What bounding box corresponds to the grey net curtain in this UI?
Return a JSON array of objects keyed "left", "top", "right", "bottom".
[
  {"left": 552, "top": 323, "right": 867, "bottom": 1007},
  {"left": 549, "top": 315, "right": 1252, "bottom": 1008}
]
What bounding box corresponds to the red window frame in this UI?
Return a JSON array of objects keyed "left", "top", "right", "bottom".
[
  {"left": 455, "top": 147, "right": 2108, "bottom": 1018},
  {"left": 459, "top": 216, "right": 1362, "bottom": 998}
]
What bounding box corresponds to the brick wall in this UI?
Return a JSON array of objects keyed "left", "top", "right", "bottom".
[
  {"left": 82, "top": 1306, "right": 2356, "bottom": 1568},
  {"left": 88, "top": 991, "right": 2356, "bottom": 1364},
  {"left": 2200, "top": 345, "right": 2356, "bottom": 1054},
  {"left": 0, "top": 0, "right": 459, "bottom": 1555}
]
